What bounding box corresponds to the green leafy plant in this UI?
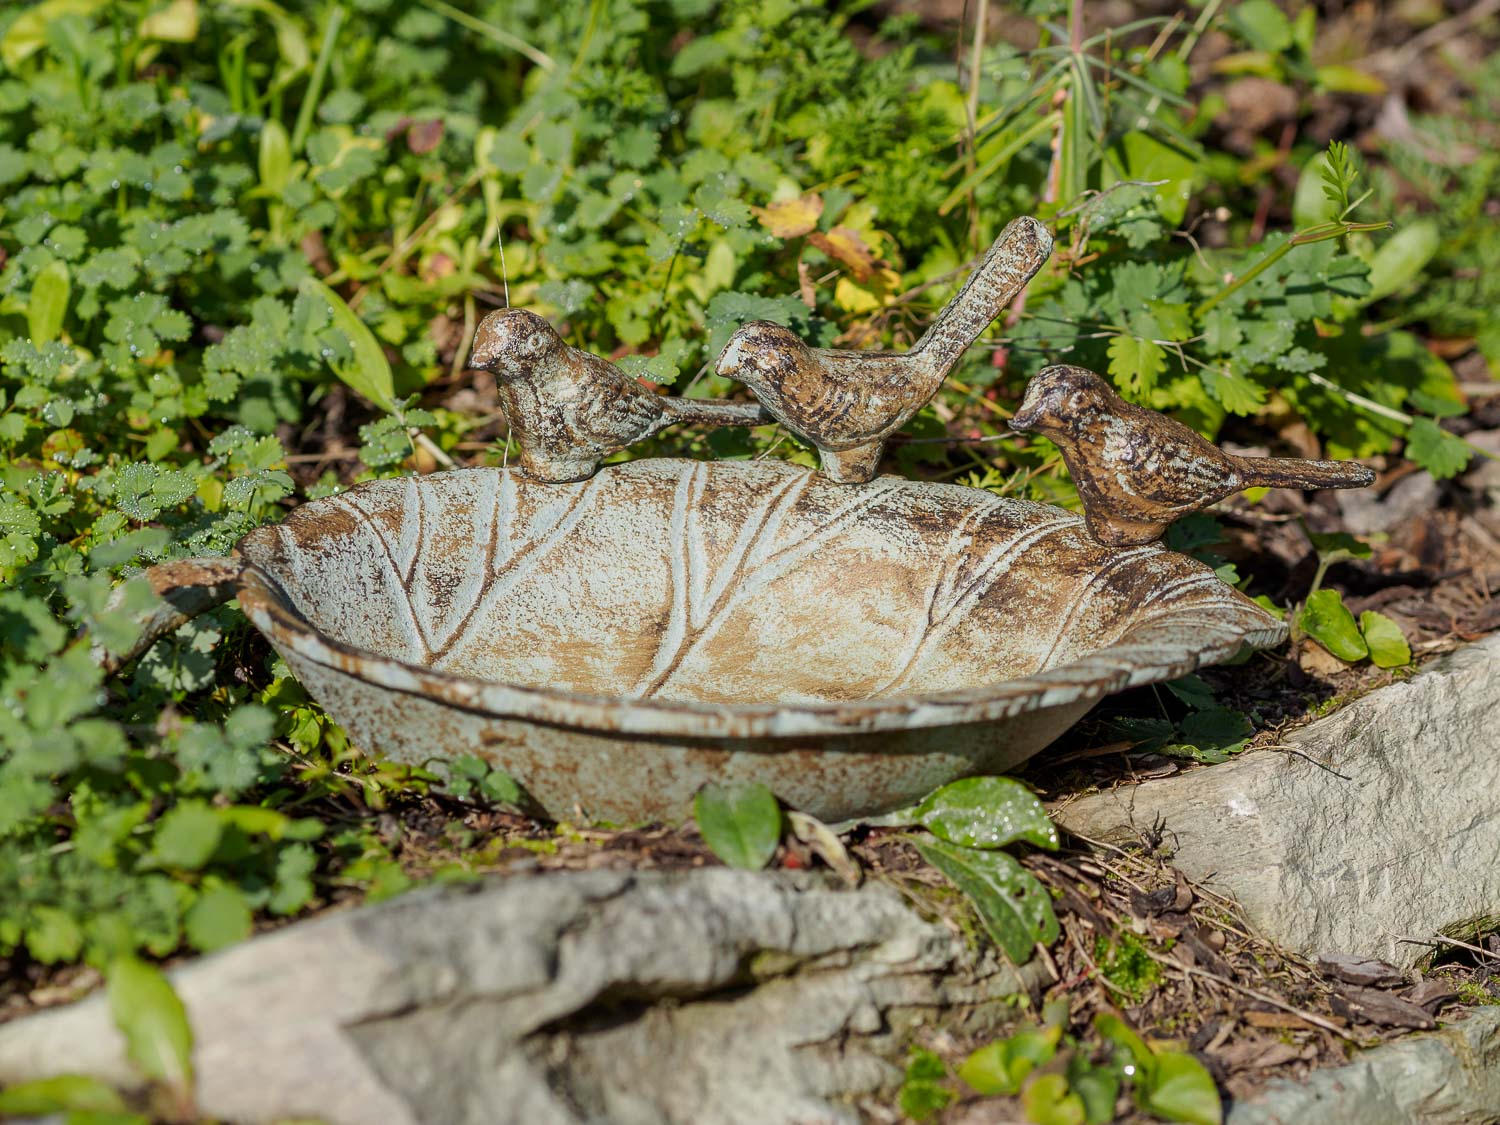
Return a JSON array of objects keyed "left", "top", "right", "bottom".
[
  {"left": 0, "top": 956, "right": 195, "bottom": 1122},
  {"left": 1096, "top": 1013, "right": 1221, "bottom": 1125},
  {"left": 942, "top": 1005, "right": 1216, "bottom": 1125},
  {"left": 895, "top": 777, "right": 1061, "bottom": 965},
  {"left": 1293, "top": 531, "right": 1412, "bottom": 668},
  {"left": 897, "top": 1048, "right": 957, "bottom": 1121},
  {"left": 694, "top": 780, "right": 783, "bottom": 870},
  {"left": 444, "top": 754, "right": 524, "bottom": 807},
  {"left": 959, "top": 1024, "right": 1063, "bottom": 1097},
  {"left": 1110, "top": 673, "right": 1255, "bottom": 765}
]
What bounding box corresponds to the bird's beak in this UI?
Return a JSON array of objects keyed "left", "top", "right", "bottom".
[
  {"left": 713, "top": 337, "right": 742, "bottom": 379},
  {"left": 1008, "top": 409, "right": 1037, "bottom": 432},
  {"left": 469, "top": 340, "right": 502, "bottom": 371}
]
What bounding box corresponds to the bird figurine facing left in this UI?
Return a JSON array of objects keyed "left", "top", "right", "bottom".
[
  {"left": 469, "top": 308, "right": 768, "bottom": 482},
  {"left": 1008, "top": 364, "right": 1376, "bottom": 547},
  {"left": 714, "top": 215, "right": 1053, "bottom": 483}
]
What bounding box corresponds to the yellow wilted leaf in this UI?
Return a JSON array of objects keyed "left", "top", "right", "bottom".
[
  {"left": 809, "top": 225, "right": 879, "bottom": 281},
  {"left": 834, "top": 267, "right": 901, "bottom": 313},
  {"left": 139, "top": 0, "right": 199, "bottom": 42},
  {"left": 752, "top": 194, "right": 823, "bottom": 238}
]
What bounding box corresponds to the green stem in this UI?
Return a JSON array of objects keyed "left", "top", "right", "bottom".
[
  {"left": 567, "top": 0, "right": 605, "bottom": 80},
  {"left": 291, "top": 4, "right": 345, "bottom": 154},
  {"left": 654, "top": 248, "right": 681, "bottom": 341},
  {"left": 1308, "top": 555, "right": 1331, "bottom": 599},
  {"left": 419, "top": 0, "right": 556, "bottom": 71},
  {"left": 1194, "top": 220, "right": 1391, "bottom": 319},
  {"left": 1304, "top": 372, "right": 1497, "bottom": 463}
]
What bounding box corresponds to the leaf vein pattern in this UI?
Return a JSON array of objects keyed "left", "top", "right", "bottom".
[
  {"left": 431, "top": 471, "right": 607, "bottom": 664},
  {"left": 634, "top": 466, "right": 814, "bottom": 698},
  {"left": 1036, "top": 546, "right": 1159, "bottom": 670},
  {"left": 338, "top": 491, "right": 435, "bottom": 663},
  {"left": 876, "top": 510, "right": 1076, "bottom": 695}
]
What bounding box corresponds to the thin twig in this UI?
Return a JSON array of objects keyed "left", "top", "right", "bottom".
[
  {"left": 1367, "top": 0, "right": 1500, "bottom": 71},
  {"left": 1152, "top": 955, "right": 1361, "bottom": 1043},
  {"left": 417, "top": 0, "right": 556, "bottom": 70},
  {"left": 1254, "top": 743, "right": 1353, "bottom": 780},
  {"left": 889, "top": 432, "right": 1012, "bottom": 446},
  {"left": 1394, "top": 932, "right": 1500, "bottom": 963}
]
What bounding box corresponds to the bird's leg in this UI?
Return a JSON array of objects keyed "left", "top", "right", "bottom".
[
  {"left": 518, "top": 449, "right": 601, "bottom": 483},
  {"left": 1085, "top": 510, "right": 1169, "bottom": 548},
  {"left": 819, "top": 442, "right": 884, "bottom": 484}
]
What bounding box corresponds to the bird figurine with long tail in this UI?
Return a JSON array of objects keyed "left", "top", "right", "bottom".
[
  {"left": 713, "top": 215, "right": 1053, "bottom": 483},
  {"left": 1008, "top": 364, "right": 1376, "bottom": 547},
  {"left": 469, "top": 308, "right": 769, "bottom": 482}
]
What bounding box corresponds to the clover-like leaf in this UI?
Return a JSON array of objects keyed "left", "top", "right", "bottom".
[
  {"left": 1140, "top": 1051, "right": 1222, "bottom": 1125},
  {"left": 184, "top": 882, "right": 252, "bottom": 953},
  {"left": 958, "top": 1025, "right": 1060, "bottom": 1096},
  {"left": 1022, "top": 1072, "right": 1087, "bottom": 1125},
  {"left": 148, "top": 801, "right": 224, "bottom": 871},
  {"left": 1406, "top": 418, "right": 1472, "bottom": 480},
  {"left": 1107, "top": 334, "right": 1166, "bottom": 397}
]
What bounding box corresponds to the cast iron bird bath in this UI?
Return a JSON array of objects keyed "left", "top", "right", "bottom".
[{"left": 116, "top": 458, "right": 1286, "bottom": 822}]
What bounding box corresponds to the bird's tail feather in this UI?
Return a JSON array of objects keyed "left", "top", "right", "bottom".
[
  {"left": 912, "top": 216, "right": 1053, "bottom": 375},
  {"left": 1234, "top": 456, "right": 1375, "bottom": 491},
  {"left": 662, "top": 398, "right": 771, "bottom": 428}
]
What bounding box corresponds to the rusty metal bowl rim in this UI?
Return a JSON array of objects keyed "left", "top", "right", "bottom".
[{"left": 225, "top": 463, "right": 1289, "bottom": 741}]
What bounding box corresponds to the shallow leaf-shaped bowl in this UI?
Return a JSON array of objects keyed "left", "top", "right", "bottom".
[{"left": 221, "top": 460, "right": 1283, "bottom": 821}]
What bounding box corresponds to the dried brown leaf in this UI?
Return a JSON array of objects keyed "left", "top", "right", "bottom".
[{"left": 808, "top": 225, "right": 878, "bottom": 281}]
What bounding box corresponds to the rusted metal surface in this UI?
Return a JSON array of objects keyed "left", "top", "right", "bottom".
[
  {"left": 468, "top": 307, "right": 768, "bottom": 482},
  {"left": 96, "top": 556, "right": 245, "bottom": 676},
  {"left": 133, "top": 459, "right": 1286, "bottom": 823},
  {"left": 714, "top": 216, "right": 1053, "bottom": 483},
  {"left": 1010, "top": 365, "right": 1376, "bottom": 547}
]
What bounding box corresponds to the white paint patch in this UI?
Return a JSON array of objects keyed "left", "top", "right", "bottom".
[{"left": 1227, "top": 794, "right": 1259, "bottom": 817}]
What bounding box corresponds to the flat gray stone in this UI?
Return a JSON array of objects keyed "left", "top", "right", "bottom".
[
  {"left": 1229, "top": 1007, "right": 1500, "bottom": 1124},
  {"left": 1336, "top": 470, "right": 1441, "bottom": 535},
  {"left": 1054, "top": 633, "right": 1500, "bottom": 967},
  {"left": 0, "top": 868, "right": 1038, "bottom": 1125}
]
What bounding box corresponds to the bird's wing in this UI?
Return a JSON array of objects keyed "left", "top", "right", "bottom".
[
  {"left": 1117, "top": 424, "right": 1240, "bottom": 510},
  {"left": 568, "top": 349, "right": 669, "bottom": 448},
  {"left": 779, "top": 352, "right": 914, "bottom": 445}
]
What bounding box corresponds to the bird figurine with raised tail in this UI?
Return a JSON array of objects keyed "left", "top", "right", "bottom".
[
  {"left": 469, "top": 308, "right": 768, "bottom": 482},
  {"left": 713, "top": 215, "right": 1053, "bottom": 483},
  {"left": 1008, "top": 364, "right": 1376, "bottom": 546}
]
